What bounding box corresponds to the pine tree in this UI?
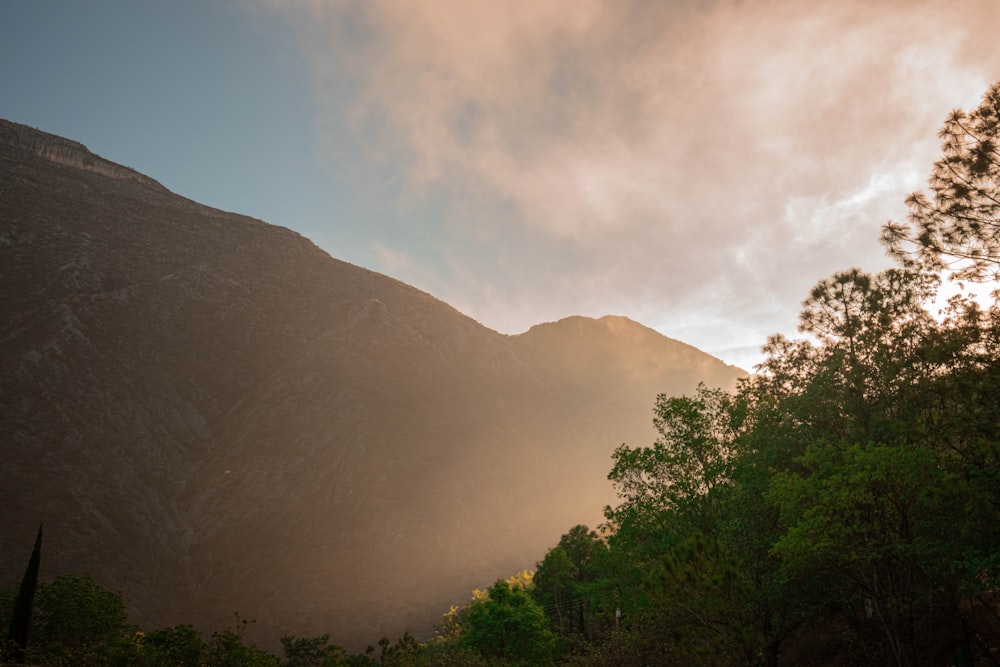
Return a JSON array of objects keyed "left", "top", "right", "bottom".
[{"left": 6, "top": 524, "right": 42, "bottom": 663}]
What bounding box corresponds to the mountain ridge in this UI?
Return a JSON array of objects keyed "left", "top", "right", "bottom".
[
  {"left": 0, "top": 118, "right": 746, "bottom": 648},
  {"left": 0, "top": 119, "right": 167, "bottom": 191}
]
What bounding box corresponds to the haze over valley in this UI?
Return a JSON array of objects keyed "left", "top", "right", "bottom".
[{"left": 0, "top": 120, "right": 744, "bottom": 647}]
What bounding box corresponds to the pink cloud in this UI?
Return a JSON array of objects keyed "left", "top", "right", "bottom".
[{"left": 255, "top": 0, "right": 1000, "bottom": 368}]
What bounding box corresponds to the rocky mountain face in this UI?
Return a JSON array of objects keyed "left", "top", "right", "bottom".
[{"left": 0, "top": 119, "right": 746, "bottom": 648}]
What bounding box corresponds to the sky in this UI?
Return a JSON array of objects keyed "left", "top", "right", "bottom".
[{"left": 3, "top": 1, "right": 1000, "bottom": 370}]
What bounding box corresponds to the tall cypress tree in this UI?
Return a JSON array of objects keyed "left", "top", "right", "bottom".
[{"left": 6, "top": 524, "right": 42, "bottom": 663}]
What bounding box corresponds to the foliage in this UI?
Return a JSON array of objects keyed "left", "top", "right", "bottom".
[
  {"left": 436, "top": 570, "right": 534, "bottom": 641},
  {"left": 533, "top": 525, "right": 615, "bottom": 647},
  {"left": 141, "top": 623, "right": 207, "bottom": 666},
  {"left": 458, "top": 579, "right": 556, "bottom": 666},
  {"left": 28, "top": 572, "right": 128, "bottom": 665},
  {"left": 883, "top": 82, "right": 1000, "bottom": 282},
  {"left": 607, "top": 384, "right": 741, "bottom": 532},
  {"left": 589, "top": 268, "right": 998, "bottom": 665},
  {"left": 281, "top": 632, "right": 346, "bottom": 667},
  {"left": 204, "top": 613, "right": 280, "bottom": 667},
  {"left": 534, "top": 546, "right": 577, "bottom": 635}
]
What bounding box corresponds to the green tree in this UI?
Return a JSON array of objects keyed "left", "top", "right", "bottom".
[
  {"left": 5, "top": 524, "right": 42, "bottom": 663},
  {"left": 534, "top": 546, "right": 576, "bottom": 634},
  {"left": 437, "top": 571, "right": 534, "bottom": 642},
  {"left": 794, "top": 268, "right": 939, "bottom": 441},
  {"left": 712, "top": 387, "right": 822, "bottom": 667},
  {"left": 603, "top": 382, "right": 797, "bottom": 665},
  {"left": 459, "top": 580, "right": 555, "bottom": 666},
  {"left": 607, "top": 383, "right": 741, "bottom": 535},
  {"left": 205, "top": 613, "right": 279, "bottom": 667},
  {"left": 534, "top": 526, "right": 614, "bottom": 642},
  {"left": 142, "top": 623, "right": 207, "bottom": 666},
  {"left": 883, "top": 81, "right": 1000, "bottom": 282},
  {"left": 31, "top": 572, "right": 127, "bottom": 665},
  {"left": 754, "top": 268, "right": 999, "bottom": 664},
  {"left": 280, "top": 633, "right": 346, "bottom": 667},
  {"left": 770, "top": 441, "right": 947, "bottom": 666}
]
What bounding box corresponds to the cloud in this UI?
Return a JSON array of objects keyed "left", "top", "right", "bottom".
[{"left": 257, "top": 0, "right": 1000, "bottom": 368}]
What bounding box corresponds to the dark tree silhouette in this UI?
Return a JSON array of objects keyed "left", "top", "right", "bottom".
[
  {"left": 883, "top": 81, "right": 1000, "bottom": 282},
  {"left": 6, "top": 524, "right": 42, "bottom": 663}
]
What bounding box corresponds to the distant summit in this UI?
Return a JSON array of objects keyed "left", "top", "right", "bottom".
[
  {"left": 521, "top": 314, "right": 742, "bottom": 387},
  {"left": 0, "top": 119, "right": 746, "bottom": 649}
]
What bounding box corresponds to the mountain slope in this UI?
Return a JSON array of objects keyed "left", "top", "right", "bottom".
[{"left": 0, "top": 119, "right": 746, "bottom": 648}]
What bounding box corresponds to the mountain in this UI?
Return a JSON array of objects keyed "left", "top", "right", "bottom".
[{"left": 0, "top": 119, "right": 746, "bottom": 648}]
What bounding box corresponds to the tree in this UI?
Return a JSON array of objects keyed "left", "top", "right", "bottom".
[
  {"left": 280, "top": 632, "right": 346, "bottom": 667},
  {"left": 770, "top": 441, "right": 947, "bottom": 667},
  {"left": 757, "top": 270, "right": 999, "bottom": 664},
  {"left": 459, "top": 580, "right": 555, "bottom": 666},
  {"left": 604, "top": 383, "right": 802, "bottom": 666},
  {"left": 5, "top": 523, "right": 42, "bottom": 663},
  {"left": 205, "top": 613, "right": 279, "bottom": 667},
  {"left": 142, "top": 623, "right": 207, "bottom": 666},
  {"left": 599, "top": 264, "right": 990, "bottom": 664},
  {"left": 882, "top": 81, "right": 1000, "bottom": 282},
  {"left": 32, "top": 573, "right": 128, "bottom": 665},
  {"left": 533, "top": 547, "right": 576, "bottom": 634},
  {"left": 793, "top": 268, "right": 939, "bottom": 440},
  {"left": 534, "top": 526, "right": 614, "bottom": 642},
  {"left": 437, "top": 571, "right": 535, "bottom": 642},
  {"left": 607, "top": 383, "right": 741, "bottom": 535}
]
